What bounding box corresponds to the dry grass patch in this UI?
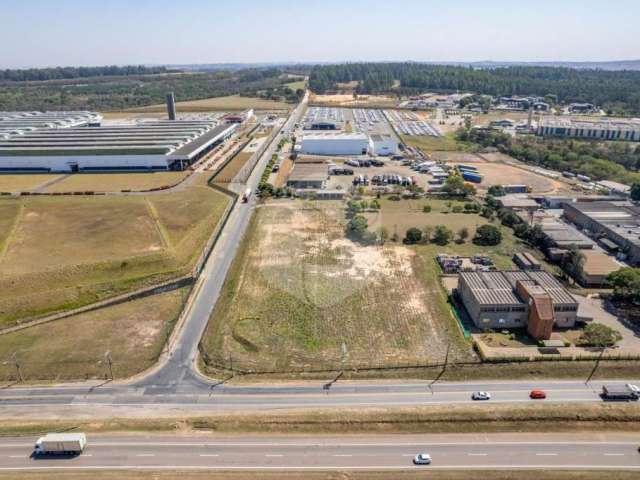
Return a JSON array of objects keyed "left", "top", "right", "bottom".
[
  {"left": 44, "top": 172, "right": 189, "bottom": 193},
  {"left": 0, "top": 174, "right": 62, "bottom": 192},
  {"left": 0, "top": 187, "right": 230, "bottom": 325},
  {"left": 203, "top": 200, "right": 473, "bottom": 372},
  {"left": 125, "top": 95, "right": 291, "bottom": 112},
  {"left": 213, "top": 152, "right": 253, "bottom": 184},
  {"left": 0, "top": 287, "right": 189, "bottom": 381}
]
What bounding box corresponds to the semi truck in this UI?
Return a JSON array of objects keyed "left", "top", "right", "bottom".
[
  {"left": 601, "top": 384, "right": 639, "bottom": 401},
  {"left": 34, "top": 433, "right": 87, "bottom": 456}
]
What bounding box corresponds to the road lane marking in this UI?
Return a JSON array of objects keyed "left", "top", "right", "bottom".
[
  {"left": 265, "top": 454, "right": 283, "bottom": 457},
  {"left": 536, "top": 453, "right": 558, "bottom": 456},
  {"left": 333, "top": 454, "right": 353, "bottom": 457},
  {"left": 604, "top": 453, "right": 625, "bottom": 456},
  {"left": 199, "top": 454, "right": 219, "bottom": 457},
  {"left": 8, "top": 455, "right": 22, "bottom": 458},
  {"left": 135, "top": 454, "right": 155, "bottom": 457},
  {"left": 468, "top": 453, "right": 488, "bottom": 456}
]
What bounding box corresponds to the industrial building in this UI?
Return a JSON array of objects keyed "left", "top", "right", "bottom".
[
  {"left": 300, "top": 133, "right": 372, "bottom": 156},
  {"left": 304, "top": 121, "right": 340, "bottom": 131},
  {"left": 578, "top": 250, "right": 621, "bottom": 287},
  {"left": 537, "top": 118, "right": 640, "bottom": 142},
  {"left": 0, "top": 111, "right": 102, "bottom": 139},
  {"left": 286, "top": 163, "right": 328, "bottom": 189},
  {"left": 0, "top": 120, "right": 236, "bottom": 172},
  {"left": 563, "top": 201, "right": 640, "bottom": 265},
  {"left": 224, "top": 109, "right": 254, "bottom": 124},
  {"left": 457, "top": 270, "right": 579, "bottom": 340},
  {"left": 370, "top": 134, "right": 398, "bottom": 156}
]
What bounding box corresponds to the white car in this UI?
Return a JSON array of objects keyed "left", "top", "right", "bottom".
[
  {"left": 413, "top": 453, "right": 432, "bottom": 465},
  {"left": 472, "top": 391, "right": 491, "bottom": 401}
]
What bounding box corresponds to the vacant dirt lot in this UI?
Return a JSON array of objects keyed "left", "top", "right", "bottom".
[
  {"left": 310, "top": 93, "right": 397, "bottom": 107},
  {"left": 203, "top": 200, "right": 473, "bottom": 372},
  {"left": 0, "top": 287, "right": 189, "bottom": 381},
  {"left": 44, "top": 172, "right": 189, "bottom": 193},
  {"left": 448, "top": 162, "right": 561, "bottom": 193},
  {"left": 0, "top": 184, "right": 230, "bottom": 326}
]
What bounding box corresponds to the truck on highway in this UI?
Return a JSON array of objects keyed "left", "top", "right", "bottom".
[
  {"left": 34, "top": 433, "right": 87, "bottom": 456},
  {"left": 601, "top": 384, "right": 639, "bottom": 401},
  {"left": 242, "top": 188, "right": 251, "bottom": 203}
]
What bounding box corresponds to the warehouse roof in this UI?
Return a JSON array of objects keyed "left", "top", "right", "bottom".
[
  {"left": 460, "top": 270, "right": 576, "bottom": 306},
  {"left": 302, "top": 133, "right": 369, "bottom": 141},
  {"left": 168, "top": 123, "right": 237, "bottom": 160},
  {"left": 581, "top": 250, "right": 621, "bottom": 277}
]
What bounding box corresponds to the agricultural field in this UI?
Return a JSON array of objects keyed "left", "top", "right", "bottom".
[
  {"left": 309, "top": 93, "right": 398, "bottom": 108},
  {"left": 0, "top": 174, "right": 62, "bottom": 193},
  {"left": 202, "top": 200, "right": 475, "bottom": 373},
  {"left": 43, "top": 172, "right": 190, "bottom": 193},
  {"left": 125, "top": 95, "right": 291, "bottom": 113},
  {"left": 0, "top": 287, "right": 189, "bottom": 381},
  {"left": 0, "top": 183, "right": 231, "bottom": 326}
]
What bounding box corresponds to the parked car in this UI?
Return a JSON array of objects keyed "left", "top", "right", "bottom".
[
  {"left": 472, "top": 391, "right": 491, "bottom": 401},
  {"left": 413, "top": 453, "right": 432, "bottom": 465},
  {"left": 530, "top": 390, "right": 547, "bottom": 399}
]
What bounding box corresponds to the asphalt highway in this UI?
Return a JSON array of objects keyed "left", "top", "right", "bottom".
[
  {"left": 0, "top": 434, "right": 637, "bottom": 471},
  {"left": 0, "top": 379, "right": 638, "bottom": 410}
]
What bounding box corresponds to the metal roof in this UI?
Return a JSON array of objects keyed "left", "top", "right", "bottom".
[{"left": 460, "top": 270, "right": 576, "bottom": 306}]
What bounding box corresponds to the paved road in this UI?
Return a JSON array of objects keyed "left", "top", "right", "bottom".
[
  {"left": 0, "top": 379, "right": 638, "bottom": 410},
  {"left": 135, "top": 94, "right": 309, "bottom": 393},
  {"left": 0, "top": 433, "right": 637, "bottom": 471}
]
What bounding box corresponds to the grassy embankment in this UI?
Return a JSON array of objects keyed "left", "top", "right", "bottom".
[{"left": 0, "top": 175, "right": 230, "bottom": 326}]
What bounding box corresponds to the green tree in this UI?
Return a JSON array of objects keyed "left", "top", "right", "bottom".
[
  {"left": 346, "top": 215, "right": 369, "bottom": 241},
  {"left": 473, "top": 224, "right": 502, "bottom": 246},
  {"left": 452, "top": 205, "right": 463, "bottom": 213},
  {"left": 631, "top": 183, "right": 640, "bottom": 201},
  {"left": 513, "top": 223, "right": 530, "bottom": 238},
  {"left": 607, "top": 267, "right": 640, "bottom": 304},
  {"left": 561, "top": 246, "right": 585, "bottom": 282},
  {"left": 423, "top": 204, "right": 432, "bottom": 213},
  {"left": 433, "top": 225, "right": 453, "bottom": 245},
  {"left": 404, "top": 227, "right": 423, "bottom": 244},
  {"left": 457, "top": 227, "right": 469, "bottom": 243},
  {"left": 370, "top": 199, "right": 381, "bottom": 210},
  {"left": 500, "top": 209, "right": 521, "bottom": 228},
  {"left": 422, "top": 225, "right": 434, "bottom": 244},
  {"left": 578, "top": 323, "right": 622, "bottom": 347},
  {"left": 487, "top": 185, "right": 506, "bottom": 197}
]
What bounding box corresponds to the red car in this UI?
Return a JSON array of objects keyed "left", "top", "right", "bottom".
[{"left": 530, "top": 390, "right": 547, "bottom": 399}]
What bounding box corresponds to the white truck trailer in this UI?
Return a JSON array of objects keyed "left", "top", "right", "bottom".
[{"left": 34, "top": 433, "right": 87, "bottom": 455}]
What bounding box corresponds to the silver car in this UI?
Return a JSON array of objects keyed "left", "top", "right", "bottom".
[
  {"left": 472, "top": 391, "right": 491, "bottom": 401},
  {"left": 413, "top": 453, "right": 432, "bottom": 465}
]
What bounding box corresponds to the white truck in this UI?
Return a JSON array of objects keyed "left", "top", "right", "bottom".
[{"left": 34, "top": 433, "right": 87, "bottom": 456}]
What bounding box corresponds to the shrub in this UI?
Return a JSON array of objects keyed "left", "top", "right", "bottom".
[
  {"left": 433, "top": 225, "right": 453, "bottom": 245},
  {"left": 423, "top": 205, "right": 432, "bottom": 213},
  {"left": 404, "top": 227, "right": 423, "bottom": 244},
  {"left": 473, "top": 224, "right": 502, "bottom": 246},
  {"left": 452, "top": 205, "right": 463, "bottom": 213},
  {"left": 577, "top": 323, "right": 622, "bottom": 347}
]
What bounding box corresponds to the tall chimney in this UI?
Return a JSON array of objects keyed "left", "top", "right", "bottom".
[{"left": 166, "top": 92, "right": 176, "bottom": 121}]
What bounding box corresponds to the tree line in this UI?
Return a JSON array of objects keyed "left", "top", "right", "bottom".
[
  {"left": 0, "top": 65, "right": 173, "bottom": 82},
  {"left": 309, "top": 62, "right": 640, "bottom": 114},
  {"left": 0, "top": 68, "right": 296, "bottom": 111}
]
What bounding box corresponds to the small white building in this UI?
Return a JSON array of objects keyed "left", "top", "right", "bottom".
[
  {"left": 301, "top": 133, "right": 372, "bottom": 156},
  {"left": 370, "top": 134, "right": 398, "bottom": 156}
]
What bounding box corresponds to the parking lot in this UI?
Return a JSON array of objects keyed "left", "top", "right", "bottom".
[
  {"left": 325, "top": 157, "right": 435, "bottom": 191},
  {"left": 385, "top": 109, "right": 442, "bottom": 137}
]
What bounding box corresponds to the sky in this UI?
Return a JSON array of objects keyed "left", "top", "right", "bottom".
[{"left": 1, "top": 0, "right": 639, "bottom": 68}]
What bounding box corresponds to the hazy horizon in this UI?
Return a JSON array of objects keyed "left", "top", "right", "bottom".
[{"left": 2, "top": 0, "right": 640, "bottom": 69}]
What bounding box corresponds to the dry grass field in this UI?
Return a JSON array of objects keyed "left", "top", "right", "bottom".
[
  {"left": 203, "top": 200, "right": 474, "bottom": 372},
  {"left": 0, "top": 184, "right": 230, "bottom": 326},
  {"left": 0, "top": 287, "right": 189, "bottom": 381},
  {"left": 44, "top": 172, "right": 189, "bottom": 193},
  {"left": 310, "top": 93, "right": 398, "bottom": 108},
  {"left": 125, "top": 95, "right": 291, "bottom": 113},
  {"left": 0, "top": 174, "right": 62, "bottom": 192}
]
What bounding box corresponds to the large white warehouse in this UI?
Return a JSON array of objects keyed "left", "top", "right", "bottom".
[
  {"left": 370, "top": 134, "right": 398, "bottom": 156},
  {"left": 0, "top": 120, "right": 236, "bottom": 172},
  {"left": 301, "top": 133, "right": 372, "bottom": 155}
]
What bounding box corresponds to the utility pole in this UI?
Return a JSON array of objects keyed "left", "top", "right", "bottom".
[
  {"left": 229, "top": 353, "right": 234, "bottom": 374},
  {"left": 12, "top": 353, "right": 22, "bottom": 383},
  {"left": 104, "top": 351, "right": 114, "bottom": 380},
  {"left": 586, "top": 345, "right": 606, "bottom": 384}
]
